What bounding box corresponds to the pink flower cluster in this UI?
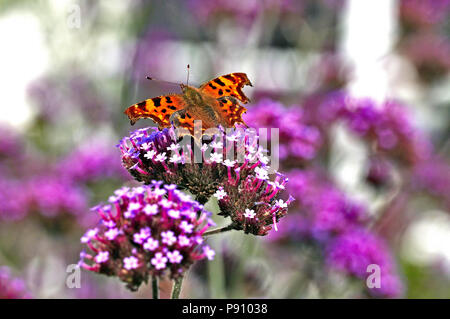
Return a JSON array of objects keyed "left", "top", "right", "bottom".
[{"left": 79, "top": 183, "right": 215, "bottom": 291}]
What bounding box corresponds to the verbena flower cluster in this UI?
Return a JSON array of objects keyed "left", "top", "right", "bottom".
[
  {"left": 0, "top": 266, "right": 31, "bottom": 299},
  {"left": 117, "top": 126, "right": 293, "bottom": 236},
  {"left": 187, "top": 0, "right": 302, "bottom": 26},
  {"left": 325, "top": 229, "right": 404, "bottom": 298},
  {"left": 267, "top": 168, "right": 404, "bottom": 297},
  {"left": 0, "top": 129, "right": 127, "bottom": 224},
  {"left": 244, "top": 99, "right": 322, "bottom": 165},
  {"left": 400, "top": 0, "right": 450, "bottom": 31},
  {"left": 79, "top": 183, "right": 215, "bottom": 291}
]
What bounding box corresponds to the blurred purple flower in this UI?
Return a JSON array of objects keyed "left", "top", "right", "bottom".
[
  {"left": 57, "top": 140, "right": 128, "bottom": 183},
  {"left": 79, "top": 183, "right": 214, "bottom": 291},
  {"left": 275, "top": 169, "right": 368, "bottom": 241},
  {"left": 26, "top": 176, "right": 88, "bottom": 219},
  {"left": 27, "top": 74, "right": 110, "bottom": 123},
  {"left": 401, "top": 33, "right": 450, "bottom": 83},
  {"left": 314, "top": 93, "right": 434, "bottom": 165},
  {"left": 0, "top": 267, "right": 31, "bottom": 299},
  {"left": 400, "top": 0, "right": 450, "bottom": 30},
  {"left": 187, "top": 0, "right": 302, "bottom": 26},
  {"left": 326, "top": 229, "right": 404, "bottom": 298},
  {"left": 244, "top": 99, "right": 322, "bottom": 164},
  {"left": 411, "top": 157, "right": 450, "bottom": 209},
  {"left": 0, "top": 177, "right": 29, "bottom": 221}
]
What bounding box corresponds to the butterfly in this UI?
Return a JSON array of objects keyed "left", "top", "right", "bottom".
[{"left": 124, "top": 73, "right": 252, "bottom": 136}]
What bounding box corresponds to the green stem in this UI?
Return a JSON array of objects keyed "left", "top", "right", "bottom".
[
  {"left": 171, "top": 276, "right": 184, "bottom": 299},
  {"left": 203, "top": 224, "right": 234, "bottom": 237},
  {"left": 152, "top": 276, "right": 159, "bottom": 299}
]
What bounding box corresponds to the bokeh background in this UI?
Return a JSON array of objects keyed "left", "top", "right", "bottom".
[{"left": 0, "top": 0, "right": 449, "bottom": 298}]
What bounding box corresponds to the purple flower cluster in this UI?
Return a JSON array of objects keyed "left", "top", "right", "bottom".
[
  {"left": 187, "top": 0, "right": 302, "bottom": 26},
  {"left": 0, "top": 267, "right": 31, "bottom": 299},
  {"left": 117, "top": 126, "right": 293, "bottom": 236},
  {"left": 79, "top": 183, "right": 215, "bottom": 291},
  {"left": 401, "top": 33, "right": 450, "bottom": 83},
  {"left": 400, "top": 0, "right": 450, "bottom": 31},
  {"left": 326, "top": 229, "right": 404, "bottom": 298},
  {"left": 244, "top": 99, "right": 322, "bottom": 165},
  {"left": 268, "top": 168, "right": 403, "bottom": 297},
  {"left": 26, "top": 176, "right": 88, "bottom": 219},
  {"left": 315, "top": 94, "right": 433, "bottom": 166},
  {"left": 282, "top": 169, "right": 368, "bottom": 240},
  {"left": 0, "top": 178, "right": 29, "bottom": 221},
  {"left": 411, "top": 157, "right": 450, "bottom": 210},
  {"left": 27, "top": 73, "right": 110, "bottom": 123},
  {"left": 57, "top": 140, "right": 128, "bottom": 183},
  {"left": 0, "top": 125, "right": 128, "bottom": 224}
]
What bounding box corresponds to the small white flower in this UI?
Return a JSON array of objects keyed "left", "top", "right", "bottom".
[
  {"left": 169, "top": 154, "right": 182, "bottom": 163},
  {"left": 201, "top": 144, "right": 209, "bottom": 152},
  {"left": 123, "top": 256, "right": 139, "bottom": 270},
  {"left": 210, "top": 141, "right": 223, "bottom": 149},
  {"left": 222, "top": 159, "right": 236, "bottom": 167},
  {"left": 167, "top": 250, "right": 183, "bottom": 264},
  {"left": 168, "top": 209, "right": 180, "bottom": 219},
  {"left": 213, "top": 188, "right": 227, "bottom": 200},
  {"left": 179, "top": 221, "right": 194, "bottom": 233},
  {"left": 203, "top": 246, "right": 215, "bottom": 260},
  {"left": 95, "top": 251, "right": 109, "bottom": 263},
  {"left": 275, "top": 199, "right": 288, "bottom": 208},
  {"left": 209, "top": 152, "right": 223, "bottom": 163},
  {"left": 144, "top": 150, "right": 156, "bottom": 160},
  {"left": 244, "top": 209, "right": 256, "bottom": 219},
  {"left": 178, "top": 235, "right": 190, "bottom": 247},
  {"left": 141, "top": 143, "right": 151, "bottom": 151},
  {"left": 167, "top": 143, "right": 180, "bottom": 152},
  {"left": 104, "top": 228, "right": 119, "bottom": 240},
  {"left": 161, "top": 231, "right": 177, "bottom": 246},
  {"left": 81, "top": 228, "right": 98, "bottom": 243},
  {"left": 143, "top": 238, "right": 159, "bottom": 251},
  {"left": 143, "top": 204, "right": 158, "bottom": 215},
  {"left": 226, "top": 134, "right": 239, "bottom": 142},
  {"left": 259, "top": 155, "right": 270, "bottom": 164},
  {"left": 254, "top": 166, "right": 269, "bottom": 180},
  {"left": 155, "top": 152, "right": 167, "bottom": 162},
  {"left": 160, "top": 198, "right": 172, "bottom": 208},
  {"left": 128, "top": 202, "right": 141, "bottom": 211},
  {"left": 154, "top": 188, "right": 166, "bottom": 196}
]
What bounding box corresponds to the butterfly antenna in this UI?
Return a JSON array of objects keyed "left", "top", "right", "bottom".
[
  {"left": 186, "top": 64, "right": 190, "bottom": 86},
  {"left": 145, "top": 76, "right": 179, "bottom": 86}
]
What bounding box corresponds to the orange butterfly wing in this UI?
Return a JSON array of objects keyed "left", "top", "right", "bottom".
[
  {"left": 124, "top": 94, "right": 186, "bottom": 127},
  {"left": 199, "top": 73, "right": 252, "bottom": 104},
  {"left": 216, "top": 97, "right": 247, "bottom": 127}
]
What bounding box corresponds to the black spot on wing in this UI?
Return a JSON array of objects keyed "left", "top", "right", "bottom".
[
  {"left": 223, "top": 74, "right": 234, "bottom": 81},
  {"left": 137, "top": 101, "right": 147, "bottom": 110},
  {"left": 153, "top": 97, "right": 162, "bottom": 107},
  {"left": 165, "top": 96, "right": 172, "bottom": 103},
  {"left": 208, "top": 83, "right": 217, "bottom": 89},
  {"left": 214, "top": 78, "right": 226, "bottom": 86},
  {"left": 218, "top": 89, "right": 223, "bottom": 96}
]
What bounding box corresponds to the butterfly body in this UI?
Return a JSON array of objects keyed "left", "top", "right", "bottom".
[{"left": 124, "top": 73, "right": 252, "bottom": 135}]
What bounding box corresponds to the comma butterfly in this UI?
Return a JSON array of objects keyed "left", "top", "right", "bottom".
[{"left": 124, "top": 72, "right": 253, "bottom": 135}]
